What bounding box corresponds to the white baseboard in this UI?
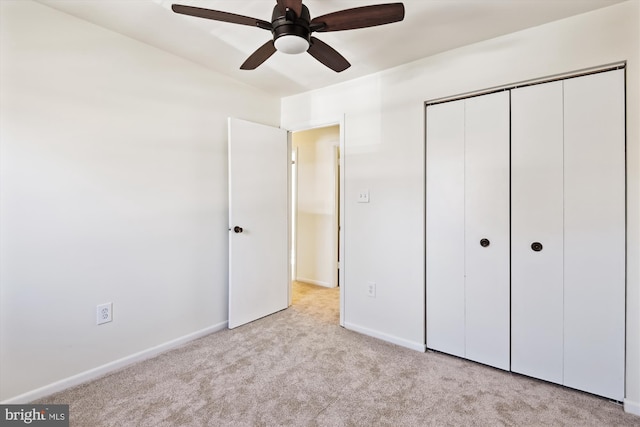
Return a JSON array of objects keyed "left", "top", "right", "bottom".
[
  {"left": 296, "top": 277, "right": 334, "bottom": 288},
  {"left": 344, "top": 322, "right": 426, "bottom": 352},
  {"left": 625, "top": 399, "right": 640, "bottom": 416},
  {"left": 1, "top": 321, "right": 228, "bottom": 404}
]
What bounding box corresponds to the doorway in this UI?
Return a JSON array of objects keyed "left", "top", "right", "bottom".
[{"left": 290, "top": 124, "right": 342, "bottom": 322}]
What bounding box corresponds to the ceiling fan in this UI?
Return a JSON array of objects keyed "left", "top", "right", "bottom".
[{"left": 171, "top": 0, "right": 405, "bottom": 72}]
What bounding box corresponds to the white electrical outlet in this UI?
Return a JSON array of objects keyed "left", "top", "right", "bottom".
[
  {"left": 367, "top": 282, "right": 376, "bottom": 297},
  {"left": 96, "top": 303, "right": 112, "bottom": 325},
  {"left": 357, "top": 190, "right": 370, "bottom": 203}
]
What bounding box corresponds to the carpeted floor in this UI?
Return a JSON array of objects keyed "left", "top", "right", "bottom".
[{"left": 37, "top": 282, "right": 638, "bottom": 426}]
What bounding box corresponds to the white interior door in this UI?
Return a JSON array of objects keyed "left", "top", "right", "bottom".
[
  {"left": 563, "top": 70, "right": 625, "bottom": 400},
  {"left": 464, "top": 91, "right": 510, "bottom": 370},
  {"left": 511, "top": 81, "right": 565, "bottom": 383},
  {"left": 426, "top": 99, "right": 466, "bottom": 358},
  {"left": 228, "top": 118, "right": 289, "bottom": 329},
  {"left": 426, "top": 93, "right": 510, "bottom": 370}
]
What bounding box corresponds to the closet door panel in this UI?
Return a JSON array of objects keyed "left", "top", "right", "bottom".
[
  {"left": 563, "top": 70, "right": 625, "bottom": 401},
  {"left": 511, "top": 82, "right": 564, "bottom": 383},
  {"left": 426, "top": 100, "right": 466, "bottom": 358},
  {"left": 464, "top": 92, "right": 511, "bottom": 370}
]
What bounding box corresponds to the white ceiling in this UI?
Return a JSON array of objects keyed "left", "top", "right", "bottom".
[{"left": 35, "top": 0, "right": 623, "bottom": 97}]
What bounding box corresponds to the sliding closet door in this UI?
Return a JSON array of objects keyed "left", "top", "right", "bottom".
[
  {"left": 563, "top": 70, "right": 625, "bottom": 401},
  {"left": 464, "top": 92, "right": 510, "bottom": 370},
  {"left": 426, "top": 100, "right": 465, "bottom": 358},
  {"left": 511, "top": 82, "right": 564, "bottom": 383}
]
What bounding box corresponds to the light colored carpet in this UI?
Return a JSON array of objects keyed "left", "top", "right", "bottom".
[{"left": 37, "top": 282, "right": 638, "bottom": 426}]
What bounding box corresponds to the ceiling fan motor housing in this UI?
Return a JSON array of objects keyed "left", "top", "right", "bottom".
[{"left": 271, "top": 4, "right": 311, "bottom": 53}]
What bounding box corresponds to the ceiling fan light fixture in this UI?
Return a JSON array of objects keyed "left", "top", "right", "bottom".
[
  {"left": 171, "top": 1, "right": 405, "bottom": 71},
  {"left": 274, "top": 34, "right": 309, "bottom": 54}
]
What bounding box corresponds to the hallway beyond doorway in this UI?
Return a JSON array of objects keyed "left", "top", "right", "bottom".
[{"left": 291, "top": 281, "right": 339, "bottom": 324}]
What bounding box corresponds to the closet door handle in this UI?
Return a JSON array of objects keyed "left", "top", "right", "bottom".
[
  {"left": 480, "top": 238, "right": 490, "bottom": 247},
  {"left": 531, "top": 241, "right": 543, "bottom": 252},
  {"left": 233, "top": 226, "right": 244, "bottom": 233}
]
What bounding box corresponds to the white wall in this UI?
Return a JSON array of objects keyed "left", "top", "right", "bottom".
[
  {"left": 0, "top": 0, "right": 280, "bottom": 401},
  {"left": 281, "top": 0, "right": 640, "bottom": 414},
  {"left": 292, "top": 126, "right": 339, "bottom": 287}
]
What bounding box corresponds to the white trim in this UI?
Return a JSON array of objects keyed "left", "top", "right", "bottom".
[
  {"left": 338, "top": 115, "right": 345, "bottom": 327},
  {"left": 285, "top": 118, "right": 342, "bottom": 133},
  {"left": 624, "top": 399, "right": 640, "bottom": 416},
  {"left": 296, "top": 277, "right": 334, "bottom": 288},
  {"left": 1, "top": 322, "right": 228, "bottom": 404},
  {"left": 332, "top": 144, "right": 340, "bottom": 289},
  {"left": 344, "top": 322, "right": 427, "bottom": 352},
  {"left": 289, "top": 145, "right": 298, "bottom": 306}
]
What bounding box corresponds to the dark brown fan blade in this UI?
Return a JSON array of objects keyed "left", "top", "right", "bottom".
[
  {"left": 172, "top": 4, "right": 271, "bottom": 30},
  {"left": 310, "top": 3, "right": 404, "bottom": 32},
  {"left": 307, "top": 37, "right": 350, "bottom": 72},
  {"left": 240, "top": 40, "right": 277, "bottom": 70},
  {"left": 276, "top": 0, "right": 303, "bottom": 18}
]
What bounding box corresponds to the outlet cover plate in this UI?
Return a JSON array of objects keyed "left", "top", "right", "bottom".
[
  {"left": 367, "top": 282, "right": 376, "bottom": 297},
  {"left": 97, "top": 302, "right": 112, "bottom": 325}
]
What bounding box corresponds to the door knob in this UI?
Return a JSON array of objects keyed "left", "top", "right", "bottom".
[
  {"left": 480, "top": 238, "right": 490, "bottom": 247},
  {"left": 531, "top": 242, "right": 543, "bottom": 252},
  {"left": 233, "top": 226, "right": 243, "bottom": 233}
]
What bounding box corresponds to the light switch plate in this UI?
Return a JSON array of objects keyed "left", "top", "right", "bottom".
[{"left": 357, "top": 190, "right": 370, "bottom": 203}]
